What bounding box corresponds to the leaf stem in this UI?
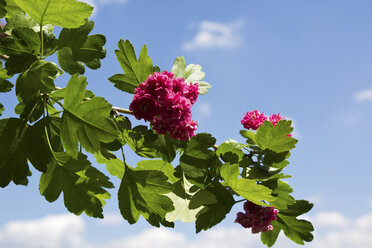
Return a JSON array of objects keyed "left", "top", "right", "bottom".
[
  {"left": 40, "top": 25, "right": 44, "bottom": 58},
  {"left": 112, "top": 106, "right": 133, "bottom": 115},
  {"left": 120, "top": 146, "right": 128, "bottom": 169},
  {"left": 43, "top": 96, "right": 54, "bottom": 153},
  {"left": 235, "top": 199, "right": 246, "bottom": 204}
]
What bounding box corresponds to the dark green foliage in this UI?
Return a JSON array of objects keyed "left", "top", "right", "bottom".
[
  {"left": 39, "top": 152, "right": 114, "bottom": 218},
  {"left": 0, "top": 118, "right": 30, "bottom": 187},
  {"left": 57, "top": 21, "right": 106, "bottom": 74},
  {"left": 60, "top": 74, "right": 119, "bottom": 158},
  {"left": 118, "top": 165, "right": 175, "bottom": 227}
]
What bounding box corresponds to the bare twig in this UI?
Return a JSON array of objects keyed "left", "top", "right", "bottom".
[{"left": 0, "top": 54, "right": 9, "bottom": 60}]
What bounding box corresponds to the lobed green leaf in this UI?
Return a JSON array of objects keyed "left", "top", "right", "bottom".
[
  {"left": 195, "top": 182, "right": 235, "bottom": 232},
  {"left": 118, "top": 166, "right": 174, "bottom": 227},
  {"left": 256, "top": 120, "right": 297, "bottom": 153},
  {"left": 109, "top": 39, "right": 154, "bottom": 93},
  {"left": 95, "top": 150, "right": 125, "bottom": 180},
  {"left": 39, "top": 152, "right": 114, "bottom": 218},
  {"left": 12, "top": 0, "right": 93, "bottom": 28},
  {"left": 221, "top": 163, "right": 275, "bottom": 206},
  {"left": 171, "top": 56, "right": 211, "bottom": 95},
  {"left": 60, "top": 74, "right": 119, "bottom": 158},
  {"left": 57, "top": 21, "right": 106, "bottom": 74}
]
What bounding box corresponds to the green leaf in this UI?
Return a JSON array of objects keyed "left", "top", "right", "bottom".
[
  {"left": 15, "top": 96, "right": 44, "bottom": 123},
  {"left": 108, "top": 73, "right": 138, "bottom": 94},
  {"left": 256, "top": 120, "right": 297, "bottom": 153},
  {"left": 95, "top": 150, "right": 125, "bottom": 180},
  {"left": 262, "top": 150, "right": 290, "bottom": 169},
  {"left": 4, "top": 12, "right": 54, "bottom": 35},
  {"left": 165, "top": 174, "right": 204, "bottom": 223},
  {"left": 279, "top": 200, "right": 314, "bottom": 217},
  {"left": 110, "top": 40, "right": 154, "bottom": 93},
  {"left": 25, "top": 117, "right": 62, "bottom": 173},
  {"left": 154, "top": 134, "right": 176, "bottom": 162},
  {"left": 136, "top": 159, "right": 177, "bottom": 183},
  {"left": 16, "top": 60, "right": 61, "bottom": 102},
  {"left": 195, "top": 182, "right": 235, "bottom": 232},
  {"left": 261, "top": 220, "right": 281, "bottom": 247},
  {"left": 216, "top": 140, "right": 245, "bottom": 164},
  {"left": 0, "top": 27, "right": 39, "bottom": 55},
  {"left": 118, "top": 119, "right": 160, "bottom": 158},
  {"left": 4, "top": 0, "right": 23, "bottom": 18},
  {"left": 118, "top": 166, "right": 174, "bottom": 227},
  {"left": 0, "top": 118, "right": 30, "bottom": 187},
  {"left": 0, "top": 26, "right": 42, "bottom": 74},
  {"left": 57, "top": 21, "right": 106, "bottom": 74},
  {"left": 12, "top": 0, "right": 93, "bottom": 28},
  {"left": 277, "top": 214, "right": 314, "bottom": 245},
  {"left": 221, "top": 163, "right": 275, "bottom": 206},
  {"left": 60, "top": 74, "right": 119, "bottom": 158},
  {"left": 263, "top": 179, "right": 295, "bottom": 209},
  {"left": 240, "top": 129, "right": 257, "bottom": 144},
  {"left": 179, "top": 133, "right": 218, "bottom": 180},
  {"left": 39, "top": 152, "right": 114, "bottom": 218},
  {"left": 0, "top": 79, "right": 13, "bottom": 92},
  {"left": 0, "top": 61, "right": 11, "bottom": 79},
  {"left": 5, "top": 54, "right": 38, "bottom": 74},
  {"left": 57, "top": 47, "right": 85, "bottom": 74},
  {"left": 171, "top": 56, "right": 211, "bottom": 95},
  {"left": 0, "top": 102, "right": 4, "bottom": 116},
  {"left": 0, "top": 0, "right": 6, "bottom": 18}
]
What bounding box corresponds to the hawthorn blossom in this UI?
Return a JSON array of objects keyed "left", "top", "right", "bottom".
[
  {"left": 129, "top": 71, "right": 199, "bottom": 140},
  {"left": 235, "top": 200, "right": 278, "bottom": 233},
  {"left": 241, "top": 110, "right": 267, "bottom": 130},
  {"left": 269, "top": 113, "right": 285, "bottom": 126}
]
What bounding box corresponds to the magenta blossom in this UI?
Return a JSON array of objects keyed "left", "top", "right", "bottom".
[
  {"left": 129, "top": 71, "right": 199, "bottom": 140},
  {"left": 269, "top": 113, "right": 285, "bottom": 126},
  {"left": 235, "top": 201, "right": 278, "bottom": 234},
  {"left": 241, "top": 110, "right": 267, "bottom": 130},
  {"left": 129, "top": 93, "right": 158, "bottom": 121}
]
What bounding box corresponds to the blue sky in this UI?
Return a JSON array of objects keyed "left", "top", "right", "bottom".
[{"left": 1, "top": 0, "right": 372, "bottom": 247}]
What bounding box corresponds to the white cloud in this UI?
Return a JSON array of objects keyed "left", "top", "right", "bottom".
[
  {"left": 102, "top": 227, "right": 263, "bottom": 248},
  {"left": 4, "top": 211, "right": 372, "bottom": 248},
  {"left": 354, "top": 88, "right": 372, "bottom": 102},
  {"left": 182, "top": 19, "right": 245, "bottom": 51},
  {"left": 98, "top": 213, "right": 124, "bottom": 225},
  {"left": 0, "top": 214, "right": 89, "bottom": 248},
  {"left": 312, "top": 212, "right": 372, "bottom": 248},
  {"left": 314, "top": 211, "right": 349, "bottom": 228}
]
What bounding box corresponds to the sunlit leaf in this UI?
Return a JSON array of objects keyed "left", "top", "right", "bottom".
[
  {"left": 109, "top": 40, "right": 154, "bottom": 93},
  {"left": 118, "top": 166, "right": 174, "bottom": 227},
  {"left": 171, "top": 56, "right": 211, "bottom": 95},
  {"left": 221, "top": 163, "right": 275, "bottom": 206},
  {"left": 60, "top": 74, "right": 119, "bottom": 158},
  {"left": 256, "top": 120, "right": 297, "bottom": 153},
  {"left": 12, "top": 0, "right": 93, "bottom": 28}
]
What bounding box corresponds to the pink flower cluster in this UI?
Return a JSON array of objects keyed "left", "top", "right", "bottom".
[
  {"left": 241, "top": 110, "right": 287, "bottom": 131},
  {"left": 129, "top": 71, "right": 199, "bottom": 140},
  {"left": 235, "top": 200, "right": 278, "bottom": 233}
]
